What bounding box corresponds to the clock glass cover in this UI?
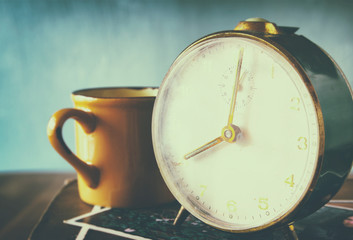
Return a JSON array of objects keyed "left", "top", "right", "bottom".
[{"left": 152, "top": 35, "right": 321, "bottom": 232}]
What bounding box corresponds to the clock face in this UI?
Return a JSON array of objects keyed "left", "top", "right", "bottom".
[{"left": 152, "top": 34, "right": 320, "bottom": 232}]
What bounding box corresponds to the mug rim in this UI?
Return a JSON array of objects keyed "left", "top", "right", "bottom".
[{"left": 72, "top": 87, "right": 158, "bottom": 100}]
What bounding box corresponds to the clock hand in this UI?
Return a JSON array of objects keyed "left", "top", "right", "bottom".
[
  {"left": 184, "top": 49, "right": 245, "bottom": 160},
  {"left": 184, "top": 123, "right": 242, "bottom": 160},
  {"left": 184, "top": 136, "right": 224, "bottom": 160},
  {"left": 238, "top": 70, "right": 248, "bottom": 91},
  {"left": 227, "top": 47, "right": 244, "bottom": 126}
]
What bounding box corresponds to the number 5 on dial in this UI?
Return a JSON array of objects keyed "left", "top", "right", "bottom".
[{"left": 258, "top": 198, "right": 269, "bottom": 210}]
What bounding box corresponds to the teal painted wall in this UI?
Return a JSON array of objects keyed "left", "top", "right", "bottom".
[{"left": 1, "top": 0, "right": 352, "bottom": 171}]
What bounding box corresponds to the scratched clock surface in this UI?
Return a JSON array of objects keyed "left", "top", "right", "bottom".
[{"left": 152, "top": 36, "right": 320, "bottom": 231}]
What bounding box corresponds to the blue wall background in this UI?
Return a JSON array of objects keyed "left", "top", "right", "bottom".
[{"left": 1, "top": 0, "right": 352, "bottom": 172}]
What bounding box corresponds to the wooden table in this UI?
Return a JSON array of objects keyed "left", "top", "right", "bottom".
[
  {"left": 0, "top": 172, "right": 75, "bottom": 240},
  {"left": 0, "top": 173, "right": 352, "bottom": 240}
]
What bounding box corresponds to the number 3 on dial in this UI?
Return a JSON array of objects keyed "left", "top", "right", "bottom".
[{"left": 297, "top": 137, "right": 308, "bottom": 150}]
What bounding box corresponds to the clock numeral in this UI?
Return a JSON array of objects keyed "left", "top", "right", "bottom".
[
  {"left": 258, "top": 198, "right": 269, "bottom": 210},
  {"left": 285, "top": 174, "right": 295, "bottom": 187},
  {"left": 200, "top": 185, "right": 207, "bottom": 197},
  {"left": 297, "top": 137, "right": 308, "bottom": 150},
  {"left": 290, "top": 97, "right": 300, "bottom": 111},
  {"left": 226, "top": 200, "right": 237, "bottom": 212}
]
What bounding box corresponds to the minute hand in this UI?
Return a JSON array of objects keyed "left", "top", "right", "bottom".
[{"left": 227, "top": 48, "right": 244, "bottom": 126}]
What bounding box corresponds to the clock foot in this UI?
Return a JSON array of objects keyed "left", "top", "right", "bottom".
[
  {"left": 173, "top": 205, "right": 190, "bottom": 226},
  {"left": 278, "top": 224, "right": 298, "bottom": 240}
]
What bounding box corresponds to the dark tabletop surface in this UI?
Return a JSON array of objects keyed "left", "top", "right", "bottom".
[
  {"left": 0, "top": 172, "right": 352, "bottom": 240},
  {"left": 0, "top": 172, "right": 75, "bottom": 240}
]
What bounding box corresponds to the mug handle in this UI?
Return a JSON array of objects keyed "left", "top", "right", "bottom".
[{"left": 47, "top": 108, "right": 100, "bottom": 188}]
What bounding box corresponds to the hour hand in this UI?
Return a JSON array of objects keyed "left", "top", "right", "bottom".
[{"left": 184, "top": 136, "right": 224, "bottom": 160}]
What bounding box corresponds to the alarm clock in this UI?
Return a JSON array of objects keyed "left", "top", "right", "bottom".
[{"left": 151, "top": 18, "right": 353, "bottom": 237}]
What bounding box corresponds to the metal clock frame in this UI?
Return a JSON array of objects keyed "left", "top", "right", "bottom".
[{"left": 152, "top": 20, "right": 353, "bottom": 235}]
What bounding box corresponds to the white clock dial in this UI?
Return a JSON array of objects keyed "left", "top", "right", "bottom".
[{"left": 152, "top": 35, "right": 320, "bottom": 231}]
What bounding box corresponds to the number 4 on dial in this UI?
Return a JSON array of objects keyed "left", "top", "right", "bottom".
[{"left": 285, "top": 174, "right": 295, "bottom": 187}]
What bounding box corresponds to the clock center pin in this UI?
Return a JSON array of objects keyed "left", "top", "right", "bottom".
[{"left": 222, "top": 124, "right": 241, "bottom": 143}]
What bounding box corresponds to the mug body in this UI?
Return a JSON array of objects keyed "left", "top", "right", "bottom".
[{"left": 72, "top": 88, "right": 173, "bottom": 207}]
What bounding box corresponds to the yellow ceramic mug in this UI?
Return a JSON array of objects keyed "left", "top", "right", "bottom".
[{"left": 47, "top": 87, "right": 174, "bottom": 207}]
